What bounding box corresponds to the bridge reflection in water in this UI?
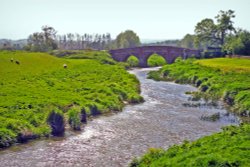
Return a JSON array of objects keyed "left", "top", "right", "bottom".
[{"left": 110, "top": 46, "right": 200, "bottom": 67}]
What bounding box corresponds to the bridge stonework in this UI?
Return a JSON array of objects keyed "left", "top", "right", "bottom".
[{"left": 109, "top": 46, "right": 200, "bottom": 67}]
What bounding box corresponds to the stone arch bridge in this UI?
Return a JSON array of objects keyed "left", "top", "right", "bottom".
[{"left": 110, "top": 46, "right": 200, "bottom": 67}]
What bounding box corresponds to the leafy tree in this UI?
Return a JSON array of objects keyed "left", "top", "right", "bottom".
[
  {"left": 115, "top": 30, "right": 140, "bottom": 48},
  {"left": 42, "top": 25, "right": 57, "bottom": 50},
  {"left": 195, "top": 18, "right": 219, "bottom": 48},
  {"left": 194, "top": 10, "right": 236, "bottom": 48},
  {"left": 179, "top": 34, "right": 196, "bottom": 49},
  {"left": 26, "top": 26, "right": 58, "bottom": 52},
  {"left": 215, "top": 10, "right": 236, "bottom": 45},
  {"left": 223, "top": 29, "right": 250, "bottom": 55}
]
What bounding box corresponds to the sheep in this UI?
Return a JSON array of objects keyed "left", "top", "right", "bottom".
[
  {"left": 63, "top": 64, "right": 67, "bottom": 68},
  {"left": 10, "top": 58, "right": 14, "bottom": 62},
  {"left": 15, "top": 60, "right": 20, "bottom": 65}
]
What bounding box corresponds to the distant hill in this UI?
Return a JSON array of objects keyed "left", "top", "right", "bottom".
[
  {"left": 141, "top": 39, "right": 180, "bottom": 46},
  {"left": 0, "top": 39, "right": 27, "bottom": 49},
  {"left": 141, "top": 39, "right": 166, "bottom": 44}
]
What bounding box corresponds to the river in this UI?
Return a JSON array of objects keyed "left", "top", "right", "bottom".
[{"left": 0, "top": 68, "right": 240, "bottom": 167}]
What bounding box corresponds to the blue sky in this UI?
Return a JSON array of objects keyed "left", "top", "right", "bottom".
[{"left": 1, "top": 0, "right": 250, "bottom": 40}]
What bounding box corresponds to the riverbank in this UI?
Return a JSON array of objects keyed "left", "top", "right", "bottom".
[
  {"left": 130, "top": 123, "right": 250, "bottom": 167},
  {"left": 0, "top": 50, "right": 143, "bottom": 148},
  {"left": 132, "top": 57, "right": 250, "bottom": 166},
  {"left": 148, "top": 58, "right": 250, "bottom": 117}
]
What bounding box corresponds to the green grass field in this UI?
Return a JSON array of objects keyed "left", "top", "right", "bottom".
[
  {"left": 195, "top": 58, "right": 250, "bottom": 73},
  {"left": 0, "top": 50, "right": 142, "bottom": 147}
]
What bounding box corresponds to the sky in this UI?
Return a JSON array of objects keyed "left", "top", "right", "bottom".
[{"left": 1, "top": 0, "right": 250, "bottom": 40}]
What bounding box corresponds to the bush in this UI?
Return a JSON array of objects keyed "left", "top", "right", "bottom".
[
  {"left": 47, "top": 108, "right": 65, "bottom": 136},
  {"left": 127, "top": 55, "right": 139, "bottom": 67},
  {"left": 147, "top": 54, "right": 167, "bottom": 67},
  {"left": 0, "top": 128, "right": 17, "bottom": 148},
  {"left": 68, "top": 108, "right": 81, "bottom": 130},
  {"left": 89, "top": 104, "right": 101, "bottom": 116},
  {"left": 174, "top": 56, "right": 183, "bottom": 63}
]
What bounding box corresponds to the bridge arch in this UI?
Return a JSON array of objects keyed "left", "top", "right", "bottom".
[{"left": 110, "top": 46, "right": 200, "bottom": 67}]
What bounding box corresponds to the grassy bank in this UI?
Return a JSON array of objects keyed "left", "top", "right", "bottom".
[
  {"left": 134, "top": 57, "right": 250, "bottom": 166},
  {"left": 130, "top": 124, "right": 250, "bottom": 167},
  {"left": 0, "top": 50, "right": 143, "bottom": 148},
  {"left": 148, "top": 58, "right": 250, "bottom": 116}
]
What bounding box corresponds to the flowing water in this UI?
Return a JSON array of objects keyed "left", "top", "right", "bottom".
[{"left": 0, "top": 68, "right": 240, "bottom": 167}]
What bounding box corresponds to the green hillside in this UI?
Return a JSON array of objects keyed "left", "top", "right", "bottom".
[{"left": 0, "top": 51, "right": 142, "bottom": 147}]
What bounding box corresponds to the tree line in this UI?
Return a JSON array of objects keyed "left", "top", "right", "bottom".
[{"left": 23, "top": 27, "right": 141, "bottom": 52}]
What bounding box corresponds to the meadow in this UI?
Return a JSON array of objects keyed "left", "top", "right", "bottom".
[
  {"left": 195, "top": 58, "right": 250, "bottom": 73},
  {"left": 0, "top": 50, "right": 143, "bottom": 148}
]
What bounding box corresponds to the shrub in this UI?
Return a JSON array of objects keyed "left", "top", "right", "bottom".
[
  {"left": 174, "top": 56, "right": 183, "bottom": 63},
  {"left": 127, "top": 55, "right": 139, "bottom": 67},
  {"left": 80, "top": 107, "right": 87, "bottom": 123},
  {"left": 68, "top": 108, "right": 81, "bottom": 130},
  {"left": 89, "top": 104, "right": 101, "bottom": 116},
  {"left": 0, "top": 128, "right": 17, "bottom": 148},
  {"left": 147, "top": 54, "right": 167, "bottom": 67},
  {"left": 47, "top": 108, "right": 65, "bottom": 136}
]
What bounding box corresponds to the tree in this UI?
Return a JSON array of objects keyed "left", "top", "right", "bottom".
[
  {"left": 195, "top": 18, "right": 219, "bottom": 48},
  {"left": 194, "top": 10, "right": 236, "bottom": 48},
  {"left": 26, "top": 26, "right": 58, "bottom": 51},
  {"left": 223, "top": 29, "right": 250, "bottom": 55},
  {"left": 27, "top": 32, "right": 45, "bottom": 51},
  {"left": 42, "top": 25, "right": 57, "bottom": 50},
  {"left": 179, "top": 34, "right": 196, "bottom": 49},
  {"left": 215, "top": 10, "right": 236, "bottom": 45},
  {"left": 115, "top": 30, "right": 140, "bottom": 48}
]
